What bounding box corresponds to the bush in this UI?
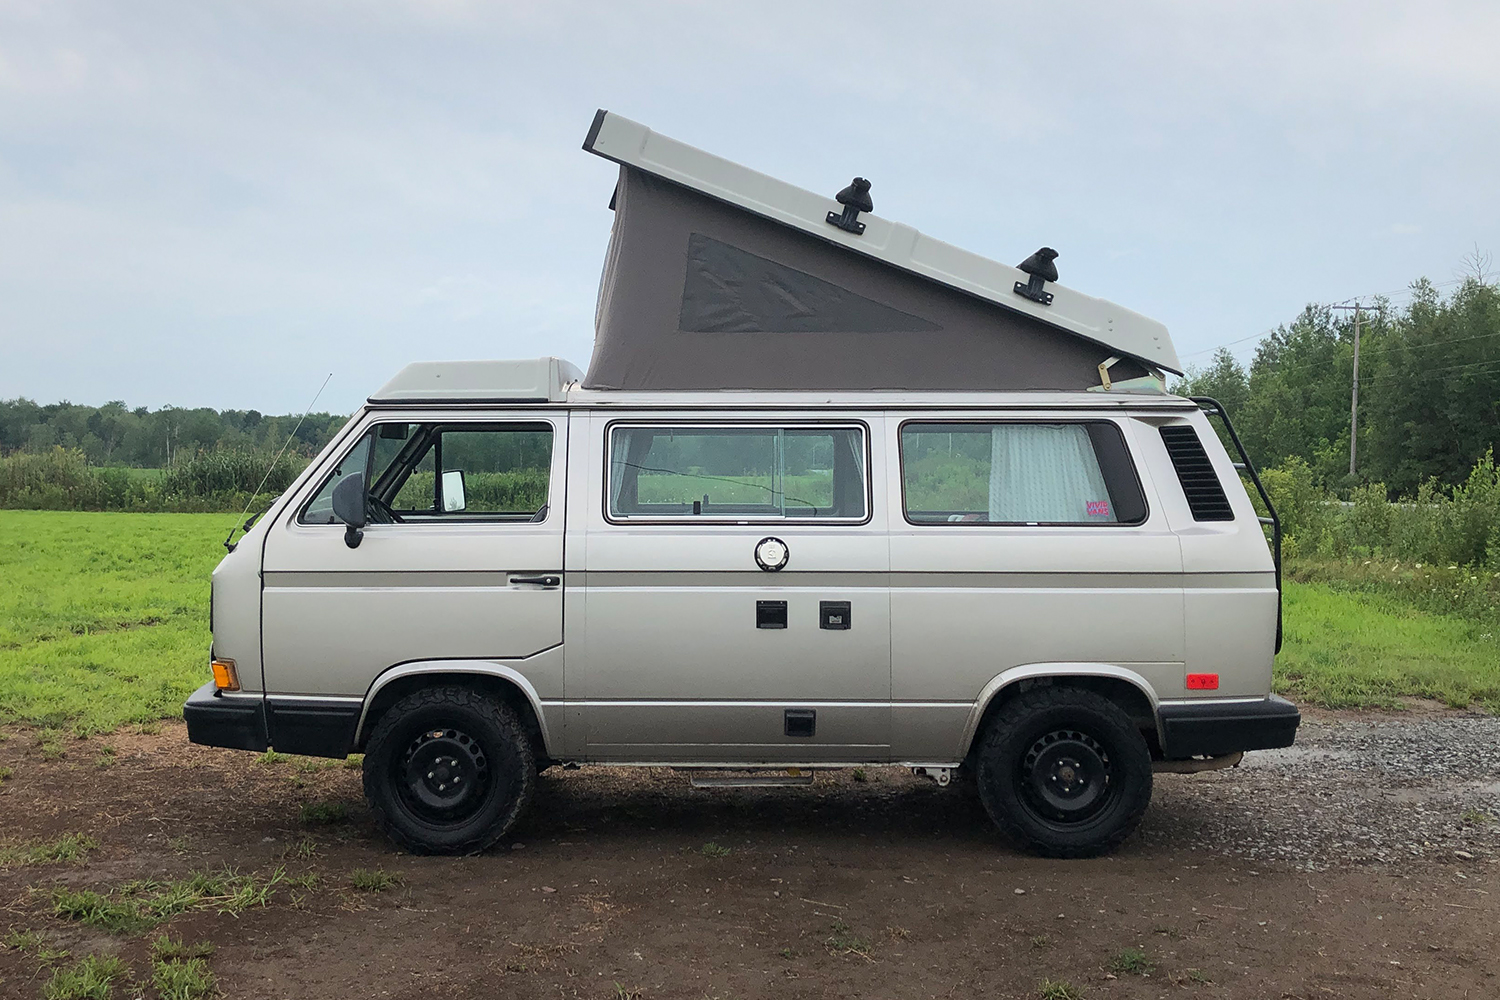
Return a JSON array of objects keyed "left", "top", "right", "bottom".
[
  {"left": 0, "top": 447, "right": 301, "bottom": 513},
  {"left": 161, "top": 448, "right": 302, "bottom": 499},
  {"left": 1335, "top": 480, "right": 1393, "bottom": 555},
  {"left": 1259, "top": 451, "right": 1500, "bottom": 571},
  {"left": 1258, "top": 456, "right": 1328, "bottom": 558}
]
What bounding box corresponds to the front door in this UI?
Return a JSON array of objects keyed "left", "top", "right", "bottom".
[
  {"left": 572, "top": 412, "right": 891, "bottom": 762},
  {"left": 260, "top": 413, "right": 567, "bottom": 699}
]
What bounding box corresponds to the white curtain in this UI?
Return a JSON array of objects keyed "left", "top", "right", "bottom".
[
  {"left": 988, "top": 424, "right": 1115, "bottom": 523},
  {"left": 608, "top": 429, "right": 635, "bottom": 512}
]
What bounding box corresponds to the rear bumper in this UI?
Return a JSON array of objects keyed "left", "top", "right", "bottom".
[
  {"left": 184, "top": 682, "right": 269, "bottom": 752},
  {"left": 1157, "top": 695, "right": 1300, "bottom": 759}
]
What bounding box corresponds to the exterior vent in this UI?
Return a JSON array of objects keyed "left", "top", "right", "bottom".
[{"left": 1160, "top": 425, "right": 1234, "bottom": 521}]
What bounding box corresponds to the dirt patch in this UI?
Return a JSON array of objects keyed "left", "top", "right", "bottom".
[{"left": 1, "top": 717, "right": 1498, "bottom": 999}]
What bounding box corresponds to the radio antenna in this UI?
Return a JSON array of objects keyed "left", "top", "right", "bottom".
[{"left": 224, "top": 372, "right": 333, "bottom": 551}]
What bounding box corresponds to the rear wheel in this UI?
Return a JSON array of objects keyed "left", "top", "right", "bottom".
[
  {"left": 975, "top": 687, "right": 1152, "bottom": 858},
  {"left": 363, "top": 686, "right": 535, "bottom": 855}
]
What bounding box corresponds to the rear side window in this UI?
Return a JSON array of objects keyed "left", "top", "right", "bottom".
[
  {"left": 607, "top": 424, "right": 867, "bottom": 520},
  {"left": 900, "top": 422, "right": 1146, "bottom": 526},
  {"left": 1159, "top": 425, "right": 1234, "bottom": 521}
]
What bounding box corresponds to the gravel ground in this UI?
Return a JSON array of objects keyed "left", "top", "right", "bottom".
[{"left": 1141, "top": 707, "right": 1500, "bottom": 869}]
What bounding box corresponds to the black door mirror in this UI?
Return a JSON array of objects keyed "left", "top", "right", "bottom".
[{"left": 331, "top": 472, "right": 367, "bottom": 548}]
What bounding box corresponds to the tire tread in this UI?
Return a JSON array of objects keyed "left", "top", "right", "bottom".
[
  {"left": 362, "top": 686, "right": 535, "bottom": 856},
  {"left": 976, "top": 686, "right": 1152, "bottom": 858}
]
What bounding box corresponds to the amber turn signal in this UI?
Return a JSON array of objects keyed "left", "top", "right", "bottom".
[{"left": 211, "top": 658, "right": 240, "bottom": 692}]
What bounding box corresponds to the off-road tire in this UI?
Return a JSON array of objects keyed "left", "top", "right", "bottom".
[
  {"left": 363, "top": 686, "right": 535, "bottom": 855},
  {"left": 975, "top": 686, "right": 1152, "bottom": 858}
]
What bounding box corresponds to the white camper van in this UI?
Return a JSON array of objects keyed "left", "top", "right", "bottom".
[{"left": 186, "top": 112, "right": 1299, "bottom": 858}]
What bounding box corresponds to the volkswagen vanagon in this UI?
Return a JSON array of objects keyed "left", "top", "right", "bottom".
[{"left": 185, "top": 112, "right": 1299, "bottom": 857}]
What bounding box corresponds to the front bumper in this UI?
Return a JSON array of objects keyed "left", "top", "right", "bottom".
[
  {"left": 1157, "top": 695, "right": 1300, "bottom": 759},
  {"left": 184, "top": 682, "right": 269, "bottom": 752},
  {"left": 184, "top": 683, "right": 360, "bottom": 758}
]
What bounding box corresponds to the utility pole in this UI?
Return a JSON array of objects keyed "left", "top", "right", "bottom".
[{"left": 1331, "top": 302, "right": 1366, "bottom": 477}]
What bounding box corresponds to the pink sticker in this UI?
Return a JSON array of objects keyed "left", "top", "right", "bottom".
[{"left": 1086, "top": 500, "right": 1111, "bottom": 517}]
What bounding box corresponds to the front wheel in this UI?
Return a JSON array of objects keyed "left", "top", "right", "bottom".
[
  {"left": 975, "top": 687, "right": 1152, "bottom": 858},
  {"left": 363, "top": 686, "right": 535, "bottom": 855}
]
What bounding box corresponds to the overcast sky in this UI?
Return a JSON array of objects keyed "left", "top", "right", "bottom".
[{"left": 2, "top": 0, "right": 1497, "bottom": 413}]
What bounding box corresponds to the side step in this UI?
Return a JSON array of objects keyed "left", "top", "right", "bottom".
[{"left": 689, "top": 773, "right": 816, "bottom": 789}]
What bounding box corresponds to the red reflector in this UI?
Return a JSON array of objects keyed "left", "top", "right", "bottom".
[{"left": 1186, "top": 673, "right": 1220, "bottom": 690}]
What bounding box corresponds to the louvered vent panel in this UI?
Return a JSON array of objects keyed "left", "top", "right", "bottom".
[{"left": 1160, "top": 425, "right": 1234, "bottom": 521}]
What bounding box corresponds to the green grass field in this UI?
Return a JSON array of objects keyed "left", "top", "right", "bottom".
[
  {"left": 0, "top": 511, "right": 225, "bottom": 733},
  {"left": 1, "top": 510, "right": 1497, "bottom": 734},
  {"left": 1276, "top": 581, "right": 1500, "bottom": 712}
]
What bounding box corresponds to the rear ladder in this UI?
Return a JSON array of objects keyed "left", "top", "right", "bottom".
[{"left": 1190, "top": 396, "right": 1282, "bottom": 654}]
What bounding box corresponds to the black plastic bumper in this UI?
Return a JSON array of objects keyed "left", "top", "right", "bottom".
[
  {"left": 184, "top": 682, "right": 360, "bottom": 758},
  {"left": 1157, "top": 695, "right": 1300, "bottom": 759},
  {"left": 184, "top": 682, "right": 269, "bottom": 752}
]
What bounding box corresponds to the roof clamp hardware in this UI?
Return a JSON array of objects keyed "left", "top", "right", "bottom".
[
  {"left": 1013, "top": 247, "right": 1059, "bottom": 306},
  {"left": 825, "top": 177, "right": 873, "bottom": 235}
]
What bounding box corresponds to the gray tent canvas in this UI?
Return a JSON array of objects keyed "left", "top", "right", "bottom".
[{"left": 581, "top": 112, "right": 1177, "bottom": 392}]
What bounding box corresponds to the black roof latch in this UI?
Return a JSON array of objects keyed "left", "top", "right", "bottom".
[
  {"left": 826, "top": 177, "right": 873, "bottom": 235},
  {"left": 1014, "top": 247, "right": 1059, "bottom": 305}
]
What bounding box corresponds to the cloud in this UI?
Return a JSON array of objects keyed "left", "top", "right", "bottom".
[{"left": 1, "top": 0, "right": 1497, "bottom": 409}]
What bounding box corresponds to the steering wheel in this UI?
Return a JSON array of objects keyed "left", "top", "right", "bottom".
[{"left": 367, "top": 494, "right": 403, "bottom": 524}]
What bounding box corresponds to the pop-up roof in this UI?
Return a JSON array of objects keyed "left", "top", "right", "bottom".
[{"left": 580, "top": 111, "right": 1180, "bottom": 393}]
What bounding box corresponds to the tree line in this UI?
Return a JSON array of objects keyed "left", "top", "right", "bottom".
[
  {"left": 0, "top": 399, "right": 347, "bottom": 468},
  {"left": 1176, "top": 276, "right": 1500, "bottom": 496},
  {"left": 4, "top": 270, "right": 1496, "bottom": 502}
]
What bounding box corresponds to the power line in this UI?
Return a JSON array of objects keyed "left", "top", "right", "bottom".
[
  {"left": 1178, "top": 276, "right": 1475, "bottom": 363},
  {"left": 1213, "top": 329, "right": 1500, "bottom": 383},
  {"left": 1359, "top": 358, "right": 1500, "bottom": 386}
]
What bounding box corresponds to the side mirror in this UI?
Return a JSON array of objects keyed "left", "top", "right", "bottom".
[
  {"left": 331, "top": 472, "right": 367, "bottom": 548},
  {"left": 441, "top": 470, "right": 467, "bottom": 512}
]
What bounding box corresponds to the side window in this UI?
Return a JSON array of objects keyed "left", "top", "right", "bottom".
[
  {"left": 900, "top": 422, "right": 1146, "bottom": 526},
  {"left": 372, "top": 423, "right": 553, "bottom": 521},
  {"left": 300, "top": 432, "right": 372, "bottom": 525},
  {"left": 608, "top": 425, "right": 866, "bottom": 520}
]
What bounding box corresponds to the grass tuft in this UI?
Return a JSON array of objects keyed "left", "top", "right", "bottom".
[
  {"left": 1110, "top": 946, "right": 1155, "bottom": 975},
  {"left": 42, "top": 954, "right": 127, "bottom": 1000},
  {"left": 298, "top": 800, "right": 349, "bottom": 825},
  {"left": 151, "top": 936, "right": 215, "bottom": 962},
  {"left": 1038, "top": 979, "right": 1083, "bottom": 1000},
  {"left": 350, "top": 868, "right": 400, "bottom": 892},
  {"left": 52, "top": 888, "right": 155, "bottom": 934},
  {"left": 698, "top": 842, "right": 731, "bottom": 858},
  {"left": 54, "top": 866, "right": 285, "bottom": 933},
  {"left": 284, "top": 835, "right": 318, "bottom": 859},
  {"left": 0, "top": 833, "right": 99, "bottom": 867},
  {"left": 825, "top": 919, "right": 872, "bottom": 957},
  {"left": 153, "top": 955, "right": 216, "bottom": 1000}
]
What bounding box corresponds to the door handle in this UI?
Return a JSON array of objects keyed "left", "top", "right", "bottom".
[{"left": 509, "top": 575, "right": 560, "bottom": 588}]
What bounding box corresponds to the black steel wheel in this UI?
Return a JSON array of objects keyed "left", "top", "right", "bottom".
[
  {"left": 363, "top": 686, "right": 534, "bottom": 855},
  {"left": 975, "top": 687, "right": 1152, "bottom": 858}
]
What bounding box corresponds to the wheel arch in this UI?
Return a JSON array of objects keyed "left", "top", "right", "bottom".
[
  {"left": 355, "top": 660, "right": 555, "bottom": 760},
  {"left": 958, "top": 664, "right": 1161, "bottom": 764}
]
